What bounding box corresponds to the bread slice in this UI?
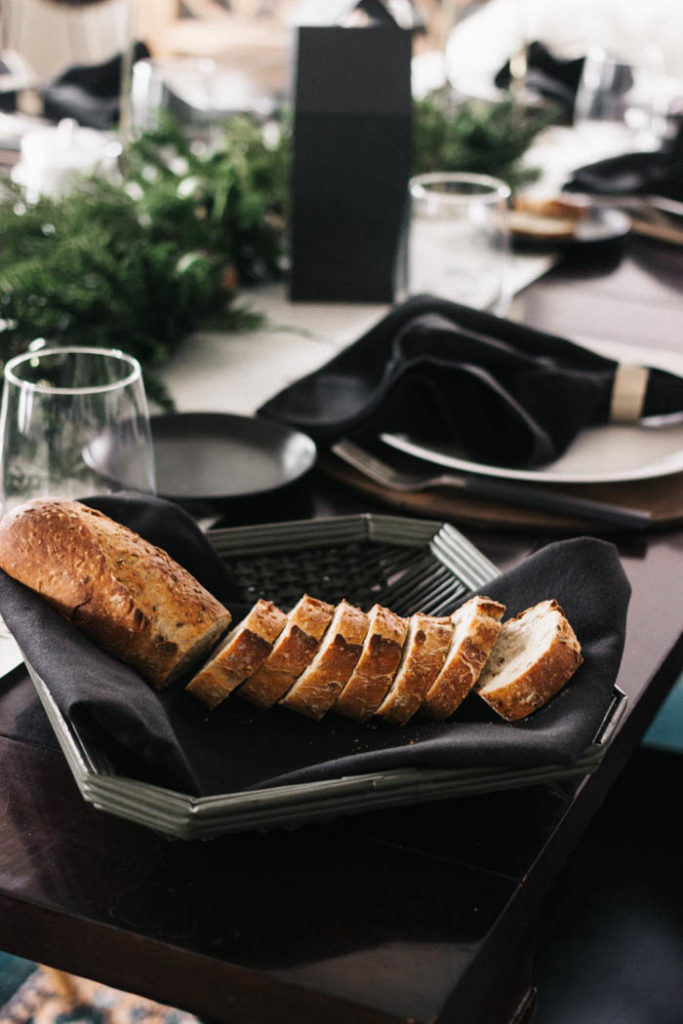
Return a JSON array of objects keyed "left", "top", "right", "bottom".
[
  {"left": 509, "top": 196, "right": 587, "bottom": 240},
  {"left": 475, "top": 599, "right": 583, "bottom": 721},
  {"left": 333, "top": 604, "right": 408, "bottom": 722},
  {"left": 422, "top": 596, "right": 506, "bottom": 720},
  {"left": 374, "top": 612, "right": 453, "bottom": 725},
  {"left": 280, "top": 600, "right": 369, "bottom": 720},
  {"left": 511, "top": 193, "right": 589, "bottom": 239},
  {"left": 237, "top": 594, "right": 335, "bottom": 709},
  {"left": 513, "top": 196, "right": 588, "bottom": 220},
  {"left": 185, "top": 599, "right": 287, "bottom": 709},
  {"left": 0, "top": 498, "right": 232, "bottom": 689},
  {"left": 509, "top": 210, "right": 579, "bottom": 240}
]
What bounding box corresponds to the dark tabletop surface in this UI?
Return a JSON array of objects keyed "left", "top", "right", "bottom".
[{"left": 1, "top": 235, "right": 683, "bottom": 1024}]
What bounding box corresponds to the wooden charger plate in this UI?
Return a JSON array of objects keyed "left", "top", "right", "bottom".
[{"left": 320, "top": 452, "right": 683, "bottom": 534}]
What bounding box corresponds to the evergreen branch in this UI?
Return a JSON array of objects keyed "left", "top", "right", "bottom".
[{"left": 0, "top": 99, "right": 553, "bottom": 405}]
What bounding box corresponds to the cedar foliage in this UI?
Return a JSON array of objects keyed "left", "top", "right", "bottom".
[{"left": 0, "top": 115, "right": 289, "bottom": 406}]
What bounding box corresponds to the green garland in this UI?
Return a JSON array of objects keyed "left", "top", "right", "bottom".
[
  {"left": 0, "top": 99, "right": 551, "bottom": 406},
  {"left": 0, "top": 115, "right": 289, "bottom": 407},
  {"left": 412, "top": 97, "right": 554, "bottom": 186}
]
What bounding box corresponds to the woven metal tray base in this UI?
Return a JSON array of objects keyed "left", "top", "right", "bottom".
[{"left": 26, "top": 513, "right": 627, "bottom": 839}]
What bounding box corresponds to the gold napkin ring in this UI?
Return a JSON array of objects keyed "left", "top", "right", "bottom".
[{"left": 609, "top": 363, "right": 649, "bottom": 424}]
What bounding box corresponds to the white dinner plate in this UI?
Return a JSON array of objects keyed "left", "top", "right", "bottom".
[{"left": 382, "top": 339, "right": 683, "bottom": 486}]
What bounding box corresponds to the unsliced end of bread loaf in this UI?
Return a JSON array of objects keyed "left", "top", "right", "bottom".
[
  {"left": 476, "top": 599, "right": 583, "bottom": 721},
  {"left": 280, "top": 600, "right": 369, "bottom": 720},
  {"left": 186, "top": 599, "right": 287, "bottom": 709},
  {"left": 0, "top": 498, "right": 232, "bottom": 689},
  {"left": 422, "top": 596, "right": 506, "bottom": 720}
]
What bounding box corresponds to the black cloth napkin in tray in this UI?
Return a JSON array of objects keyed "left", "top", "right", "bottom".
[
  {"left": 0, "top": 494, "right": 630, "bottom": 798},
  {"left": 258, "top": 294, "right": 683, "bottom": 470}
]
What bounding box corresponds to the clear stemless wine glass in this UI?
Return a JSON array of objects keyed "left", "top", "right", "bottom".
[
  {"left": 573, "top": 46, "right": 666, "bottom": 154},
  {"left": 0, "top": 345, "right": 156, "bottom": 518},
  {"left": 401, "top": 172, "right": 511, "bottom": 315}
]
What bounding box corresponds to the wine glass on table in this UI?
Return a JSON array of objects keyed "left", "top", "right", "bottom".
[
  {"left": 0, "top": 344, "right": 156, "bottom": 515},
  {"left": 402, "top": 172, "right": 511, "bottom": 315},
  {"left": 573, "top": 45, "right": 667, "bottom": 157},
  {"left": 0, "top": 344, "right": 156, "bottom": 650}
]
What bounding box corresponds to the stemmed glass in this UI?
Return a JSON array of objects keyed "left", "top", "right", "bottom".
[{"left": 0, "top": 345, "right": 156, "bottom": 517}]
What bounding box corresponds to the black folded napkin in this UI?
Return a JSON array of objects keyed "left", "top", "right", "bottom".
[
  {"left": 42, "top": 42, "right": 150, "bottom": 129},
  {"left": 0, "top": 493, "right": 249, "bottom": 796},
  {"left": 495, "top": 40, "right": 587, "bottom": 115},
  {"left": 565, "top": 121, "right": 683, "bottom": 202},
  {"left": 0, "top": 493, "right": 630, "bottom": 797},
  {"left": 258, "top": 294, "right": 683, "bottom": 470}
]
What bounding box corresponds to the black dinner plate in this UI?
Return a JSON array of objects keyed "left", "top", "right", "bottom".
[
  {"left": 149, "top": 412, "right": 317, "bottom": 510},
  {"left": 510, "top": 206, "right": 631, "bottom": 251},
  {"left": 86, "top": 412, "right": 317, "bottom": 512}
]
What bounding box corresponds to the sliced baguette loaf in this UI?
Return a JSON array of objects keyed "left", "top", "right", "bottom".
[
  {"left": 279, "top": 599, "right": 369, "bottom": 720},
  {"left": 475, "top": 599, "right": 583, "bottom": 721},
  {"left": 0, "top": 498, "right": 232, "bottom": 689},
  {"left": 422, "top": 596, "right": 506, "bottom": 720},
  {"left": 186, "top": 599, "right": 287, "bottom": 709},
  {"left": 238, "top": 593, "right": 335, "bottom": 709},
  {"left": 374, "top": 612, "right": 453, "bottom": 725},
  {"left": 333, "top": 604, "right": 408, "bottom": 722}
]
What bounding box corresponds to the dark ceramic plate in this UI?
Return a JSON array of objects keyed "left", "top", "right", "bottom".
[
  {"left": 87, "top": 412, "right": 316, "bottom": 512},
  {"left": 510, "top": 206, "right": 631, "bottom": 251},
  {"left": 150, "top": 412, "right": 317, "bottom": 509}
]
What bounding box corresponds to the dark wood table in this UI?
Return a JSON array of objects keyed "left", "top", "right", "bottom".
[{"left": 1, "top": 236, "right": 683, "bottom": 1024}]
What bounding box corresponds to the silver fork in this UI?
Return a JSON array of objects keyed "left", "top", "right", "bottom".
[{"left": 332, "top": 439, "right": 652, "bottom": 531}]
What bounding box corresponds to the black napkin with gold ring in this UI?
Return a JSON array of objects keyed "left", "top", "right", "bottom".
[{"left": 259, "top": 295, "right": 683, "bottom": 470}]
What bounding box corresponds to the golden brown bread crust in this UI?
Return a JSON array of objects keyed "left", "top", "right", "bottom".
[
  {"left": 0, "top": 498, "right": 231, "bottom": 688},
  {"left": 509, "top": 196, "right": 588, "bottom": 240},
  {"left": 375, "top": 613, "right": 453, "bottom": 725},
  {"left": 280, "top": 600, "right": 369, "bottom": 720},
  {"left": 237, "top": 593, "right": 335, "bottom": 709},
  {"left": 0, "top": 501, "right": 583, "bottom": 726},
  {"left": 333, "top": 604, "right": 408, "bottom": 722},
  {"left": 422, "top": 596, "right": 505, "bottom": 720},
  {"left": 476, "top": 599, "right": 583, "bottom": 721},
  {"left": 513, "top": 196, "right": 588, "bottom": 219},
  {"left": 185, "top": 599, "right": 287, "bottom": 709},
  {"left": 508, "top": 211, "right": 578, "bottom": 240}
]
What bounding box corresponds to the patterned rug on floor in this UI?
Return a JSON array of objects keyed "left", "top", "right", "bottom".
[{"left": 0, "top": 957, "right": 202, "bottom": 1024}]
